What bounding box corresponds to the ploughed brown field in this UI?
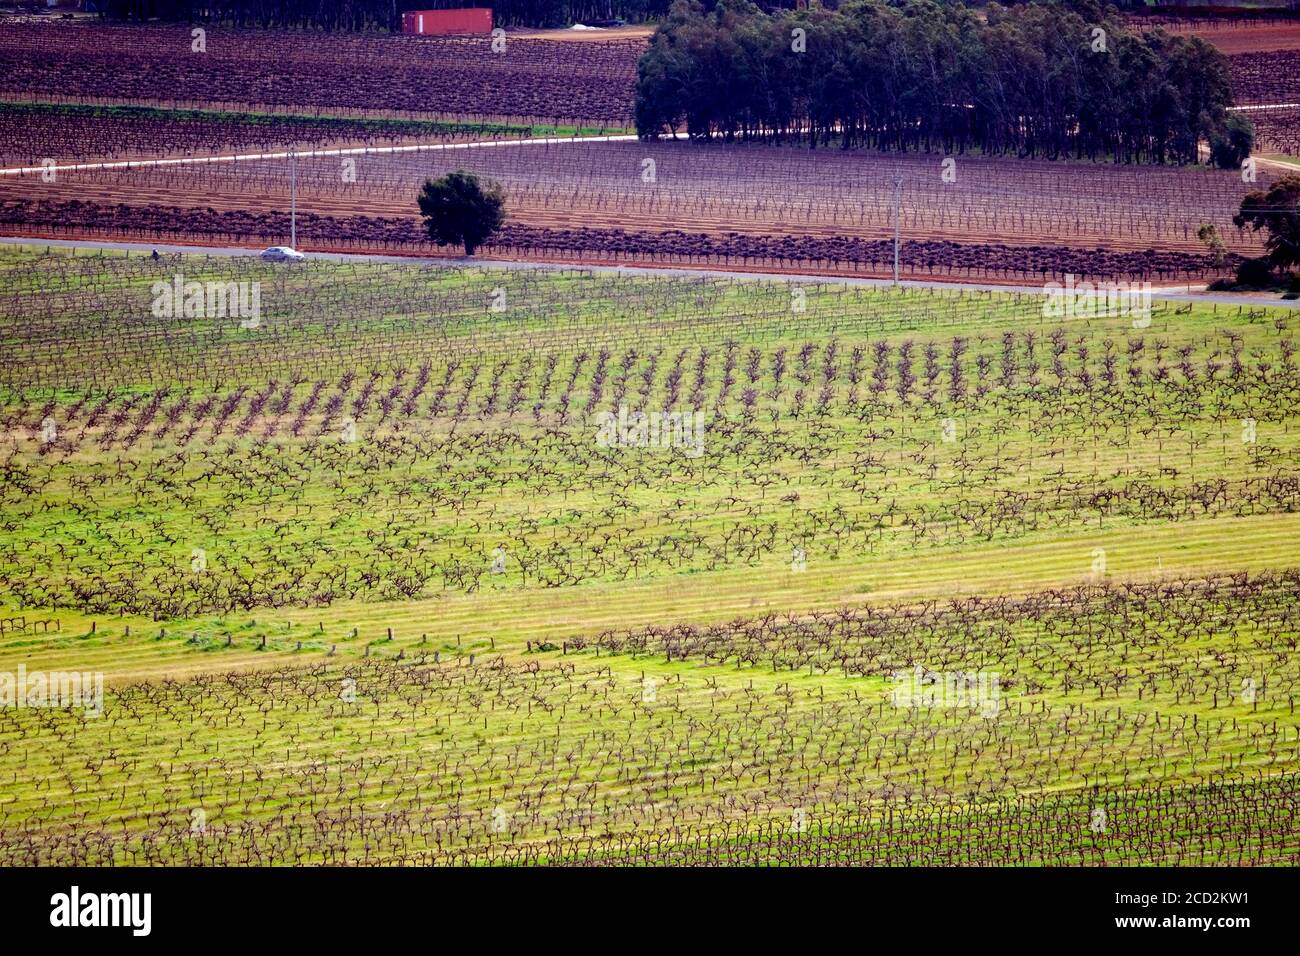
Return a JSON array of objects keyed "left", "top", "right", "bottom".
[
  {"left": 0, "top": 137, "right": 1268, "bottom": 281},
  {"left": 1146, "top": 17, "right": 1300, "bottom": 106},
  {"left": 1165, "top": 20, "right": 1300, "bottom": 54},
  {"left": 0, "top": 20, "right": 640, "bottom": 126}
]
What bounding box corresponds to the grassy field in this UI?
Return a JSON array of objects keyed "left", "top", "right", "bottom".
[{"left": 1, "top": 247, "right": 1298, "bottom": 864}]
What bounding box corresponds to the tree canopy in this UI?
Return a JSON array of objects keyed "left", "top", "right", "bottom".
[
  {"left": 1210, "top": 113, "right": 1256, "bottom": 171},
  {"left": 417, "top": 170, "right": 506, "bottom": 256},
  {"left": 635, "top": 0, "right": 1240, "bottom": 164},
  {"left": 1234, "top": 175, "right": 1300, "bottom": 275}
]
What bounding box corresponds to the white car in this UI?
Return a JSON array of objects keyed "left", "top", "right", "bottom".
[{"left": 260, "top": 246, "right": 305, "bottom": 262}]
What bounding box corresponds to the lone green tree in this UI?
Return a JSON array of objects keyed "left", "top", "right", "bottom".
[
  {"left": 1197, "top": 223, "right": 1229, "bottom": 270},
  {"left": 417, "top": 170, "right": 505, "bottom": 256}
]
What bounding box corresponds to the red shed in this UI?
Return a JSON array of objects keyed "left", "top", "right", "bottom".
[{"left": 402, "top": 8, "right": 493, "bottom": 35}]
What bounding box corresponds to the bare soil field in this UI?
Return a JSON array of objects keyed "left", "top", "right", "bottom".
[
  {"left": 1169, "top": 21, "right": 1300, "bottom": 53},
  {"left": 5, "top": 140, "right": 1266, "bottom": 257},
  {"left": 511, "top": 26, "right": 655, "bottom": 41}
]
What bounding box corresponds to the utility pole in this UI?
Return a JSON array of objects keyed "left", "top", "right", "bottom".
[
  {"left": 892, "top": 174, "right": 903, "bottom": 286},
  {"left": 290, "top": 148, "right": 297, "bottom": 250}
]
